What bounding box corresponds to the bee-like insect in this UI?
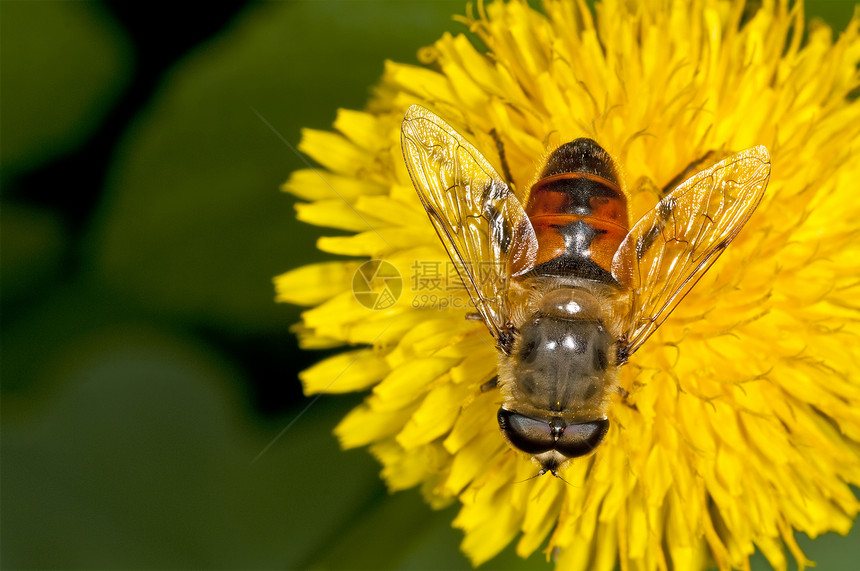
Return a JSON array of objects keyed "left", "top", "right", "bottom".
[{"left": 401, "top": 105, "right": 771, "bottom": 475}]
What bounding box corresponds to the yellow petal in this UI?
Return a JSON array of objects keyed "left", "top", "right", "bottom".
[
  {"left": 282, "top": 169, "right": 387, "bottom": 201},
  {"left": 274, "top": 261, "right": 360, "bottom": 306},
  {"left": 299, "top": 349, "right": 389, "bottom": 394},
  {"left": 295, "top": 199, "right": 389, "bottom": 232}
]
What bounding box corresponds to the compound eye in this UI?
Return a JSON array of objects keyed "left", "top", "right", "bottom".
[
  {"left": 555, "top": 419, "right": 609, "bottom": 458},
  {"left": 497, "top": 408, "right": 555, "bottom": 454}
]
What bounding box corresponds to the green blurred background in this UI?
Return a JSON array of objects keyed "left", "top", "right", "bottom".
[{"left": 1, "top": 1, "right": 858, "bottom": 569}]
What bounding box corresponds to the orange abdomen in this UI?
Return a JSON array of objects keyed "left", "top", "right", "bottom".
[{"left": 525, "top": 172, "right": 629, "bottom": 283}]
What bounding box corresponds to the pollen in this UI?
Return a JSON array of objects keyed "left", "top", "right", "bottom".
[{"left": 276, "top": 1, "right": 860, "bottom": 570}]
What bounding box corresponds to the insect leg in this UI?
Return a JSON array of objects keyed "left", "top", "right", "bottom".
[
  {"left": 489, "top": 128, "right": 515, "bottom": 190},
  {"left": 634, "top": 151, "right": 721, "bottom": 259},
  {"left": 480, "top": 376, "right": 499, "bottom": 392},
  {"left": 616, "top": 385, "right": 639, "bottom": 411},
  {"left": 660, "top": 150, "right": 718, "bottom": 196},
  {"left": 635, "top": 196, "right": 676, "bottom": 260},
  {"left": 615, "top": 338, "right": 630, "bottom": 365}
]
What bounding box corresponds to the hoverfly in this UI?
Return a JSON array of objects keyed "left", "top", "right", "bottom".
[{"left": 400, "top": 104, "right": 771, "bottom": 475}]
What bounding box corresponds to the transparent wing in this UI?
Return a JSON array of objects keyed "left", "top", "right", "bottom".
[
  {"left": 401, "top": 104, "right": 538, "bottom": 344},
  {"left": 611, "top": 146, "right": 771, "bottom": 356}
]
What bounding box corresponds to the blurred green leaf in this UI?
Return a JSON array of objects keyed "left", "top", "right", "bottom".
[
  {"left": 805, "top": 0, "right": 857, "bottom": 34},
  {"left": 1, "top": 313, "right": 384, "bottom": 568},
  {"left": 304, "top": 483, "right": 554, "bottom": 570},
  {"left": 305, "top": 489, "right": 465, "bottom": 570},
  {"left": 749, "top": 516, "right": 860, "bottom": 571},
  {"left": 1, "top": 282, "right": 136, "bottom": 398},
  {"left": 794, "top": 522, "right": 860, "bottom": 571},
  {"left": 0, "top": 1, "right": 131, "bottom": 173},
  {"left": 0, "top": 202, "right": 66, "bottom": 307},
  {"left": 87, "top": 0, "right": 466, "bottom": 333}
]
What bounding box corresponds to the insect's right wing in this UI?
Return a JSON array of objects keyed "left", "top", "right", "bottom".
[
  {"left": 400, "top": 105, "right": 538, "bottom": 345},
  {"left": 611, "top": 146, "right": 771, "bottom": 357}
]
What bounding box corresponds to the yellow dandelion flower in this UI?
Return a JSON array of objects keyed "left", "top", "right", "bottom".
[{"left": 276, "top": 0, "right": 860, "bottom": 569}]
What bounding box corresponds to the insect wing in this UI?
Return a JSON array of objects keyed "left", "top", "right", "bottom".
[
  {"left": 401, "top": 105, "right": 538, "bottom": 342},
  {"left": 611, "top": 146, "right": 771, "bottom": 355}
]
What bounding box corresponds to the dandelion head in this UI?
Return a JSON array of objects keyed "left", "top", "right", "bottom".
[{"left": 276, "top": 1, "right": 860, "bottom": 569}]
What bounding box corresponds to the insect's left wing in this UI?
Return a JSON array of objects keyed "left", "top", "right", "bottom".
[
  {"left": 401, "top": 105, "right": 538, "bottom": 345},
  {"left": 611, "top": 146, "right": 771, "bottom": 357}
]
